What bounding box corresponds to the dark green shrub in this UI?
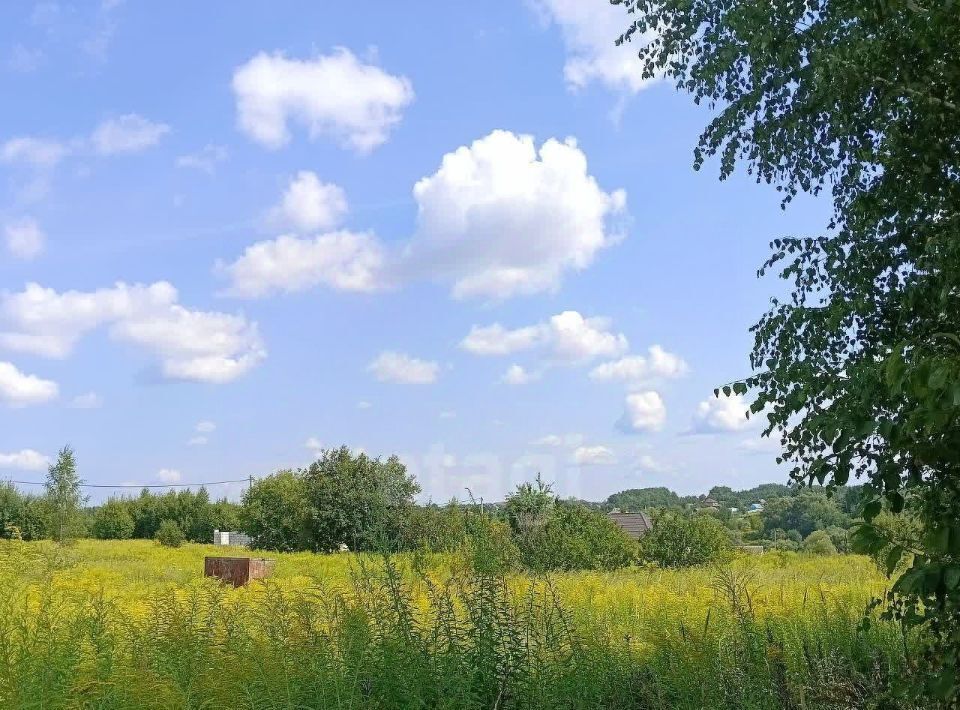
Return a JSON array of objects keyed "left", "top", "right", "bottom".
[
  {"left": 92, "top": 499, "right": 135, "bottom": 540},
  {"left": 640, "top": 512, "right": 732, "bottom": 568},
  {"left": 155, "top": 519, "right": 185, "bottom": 548}
]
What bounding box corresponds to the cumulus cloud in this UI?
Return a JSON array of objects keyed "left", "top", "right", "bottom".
[
  {"left": 368, "top": 351, "right": 439, "bottom": 384},
  {"left": 187, "top": 436, "right": 207, "bottom": 446},
  {"left": 401, "top": 130, "right": 627, "bottom": 299},
  {"left": 269, "top": 171, "right": 349, "bottom": 232},
  {"left": 530, "top": 0, "right": 657, "bottom": 94},
  {"left": 531, "top": 433, "right": 584, "bottom": 448},
  {"left": 501, "top": 364, "right": 539, "bottom": 385},
  {"left": 573, "top": 445, "right": 617, "bottom": 465},
  {"left": 157, "top": 468, "right": 182, "bottom": 484},
  {"left": 218, "top": 231, "right": 385, "bottom": 298},
  {"left": 618, "top": 390, "right": 666, "bottom": 433},
  {"left": 461, "top": 310, "right": 627, "bottom": 365},
  {"left": 176, "top": 144, "right": 228, "bottom": 174},
  {"left": 0, "top": 361, "right": 58, "bottom": 407},
  {"left": 68, "top": 392, "right": 102, "bottom": 409},
  {"left": 692, "top": 394, "right": 752, "bottom": 433},
  {"left": 590, "top": 345, "right": 688, "bottom": 383},
  {"left": 232, "top": 48, "right": 414, "bottom": 152},
  {"left": 0, "top": 282, "right": 265, "bottom": 384},
  {"left": 0, "top": 449, "right": 50, "bottom": 471},
  {"left": 91, "top": 114, "right": 170, "bottom": 155},
  {"left": 195, "top": 421, "right": 216, "bottom": 433},
  {"left": 305, "top": 436, "right": 323, "bottom": 453},
  {"left": 0, "top": 137, "right": 67, "bottom": 168},
  {"left": 357, "top": 400, "right": 372, "bottom": 410},
  {"left": 4, "top": 218, "right": 45, "bottom": 260},
  {"left": 635, "top": 454, "right": 670, "bottom": 474}
]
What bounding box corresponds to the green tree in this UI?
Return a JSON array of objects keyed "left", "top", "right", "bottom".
[
  {"left": 607, "top": 486, "right": 682, "bottom": 511},
  {"left": 44, "top": 446, "right": 84, "bottom": 542},
  {"left": 640, "top": 512, "right": 732, "bottom": 568},
  {"left": 92, "top": 499, "right": 135, "bottom": 540},
  {"left": 155, "top": 519, "right": 185, "bottom": 548},
  {"left": 617, "top": 0, "right": 959, "bottom": 698},
  {"left": 241, "top": 470, "right": 311, "bottom": 551},
  {"left": 504, "top": 475, "right": 555, "bottom": 539},
  {"left": 303, "top": 447, "right": 420, "bottom": 553},
  {"left": 760, "top": 491, "right": 850, "bottom": 539},
  {"left": 802, "top": 530, "right": 838, "bottom": 556},
  {"left": 520, "top": 501, "right": 638, "bottom": 572}
]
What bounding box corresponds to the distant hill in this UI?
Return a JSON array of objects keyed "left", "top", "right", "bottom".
[{"left": 605, "top": 482, "right": 864, "bottom": 514}]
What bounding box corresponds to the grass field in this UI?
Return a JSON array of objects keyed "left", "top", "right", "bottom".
[{"left": 0, "top": 539, "right": 915, "bottom": 709}]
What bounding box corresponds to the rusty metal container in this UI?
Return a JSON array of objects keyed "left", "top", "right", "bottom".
[{"left": 204, "top": 556, "right": 275, "bottom": 587}]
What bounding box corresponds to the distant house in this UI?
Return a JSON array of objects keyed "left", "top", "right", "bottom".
[
  {"left": 212, "top": 529, "right": 251, "bottom": 547},
  {"left": 608, "top": 511, "right": 654, "bottom": 540},
  {"left": 747, "top": 502, "right": 764, "bottom": 514},
  {"left": 701, "top": 497, "right": 720, "bottom": 510}
]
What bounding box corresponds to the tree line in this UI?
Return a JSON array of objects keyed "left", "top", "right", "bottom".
[{"left": 1, "top": 446, "right": 887, "bottom": 571}]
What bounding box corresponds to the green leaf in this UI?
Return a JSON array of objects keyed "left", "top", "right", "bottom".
[
  {"left": 886, "top": 491, "right": 905, "bottom": 514},
  {"left": 862, "top": 499, "right": 882, "bottom": 521},
  {"left": 944, "top": 565, "right": 960, "bottom": 591},
  {"left": 885, "top": 545, "right": 904, "bottom": 577}
]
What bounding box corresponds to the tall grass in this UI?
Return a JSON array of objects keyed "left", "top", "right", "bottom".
[{"left": 0, "top": 539, "right": 917, "bottom": 709}]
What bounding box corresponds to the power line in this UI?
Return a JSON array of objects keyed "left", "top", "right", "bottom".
[{"left": 6, "top": 480, "right": 248, "bottom": 489}]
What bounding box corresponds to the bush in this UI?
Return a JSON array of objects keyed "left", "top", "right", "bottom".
[
  {"left": 770, "top": 539, "right": 799, "bottom": 552},
  {"left": 241, "top": 470, "right": 311, "bottom": 551},
  {"left": 155, "top": 519, "right": 185, "bottom": 548},
  {"left": 517, "top": 501, "right": 638, "bottom": 572},
  {"left": 640, "top": 512, "right": 732, "bottom": 568},
  {"left": 92, "top": 499, "right": 135, "bottom": 540},
  {"left": 802, "top": 530, "right": 837, "bottom": 555}
]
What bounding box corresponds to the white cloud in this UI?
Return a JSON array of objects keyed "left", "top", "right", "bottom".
[
  {"left": 531, "top": 433, "right": 584, "bottom": 448},
  {"left": 439, "top": 410, "right": 456, "bottom": 419},
  {"left": 232, "top": 48, "right": 414, "bottom": 152},
  {"left": 619, "top": 390, "right": 666, "bottom": 433},
  {"left": 6, "top": 45, "right": 44, "bottom": 74},
  {"left": 0, "top": 137, "right": 67, "bottom": 168},
  {"left": 368, "top": 351, "right": 439, "bottom": 385},
  {"left": 91, "top": 114, "right": 169, "bottom": 155},
  {"left": 0, "top": 361, "right": 58, "bottom": 407},
  {"left": 590, "top": 345, "right": 688, "bottom": 383},
  {"left": 305, "top": 436, "right": 323, "bottom": 453},
  {"left": 532, "top": 434, "right": 562, "bottom": 447},
  {"left": 187, "top": 436, "right": 207, "bottom": 446},
  {"left": 4, "top": 218, "right": 45, "bottom": 260},
  {"left": 635, "top": 454, "right": 669, "bottom": 474},
  {"left": 195, "top": 421, "right": 216, "bottom": 433},
  {"left": 357, "top": 400, "right": 372, "bottom": 410},
  {"left": 270, "top": 171, "right": 348, "bottom": 232},
  {"left": 157, "top": 468, "right": 181, "bottom": 484},
  {"left": 68, "top": 392, "right": 102, "bottom": 409},
  {"left": 176, "top": 144, "right": 228, "bottom": 174},
  {"left": 218, "top": 231, "right": 385, "bottom": 298},
  {"left": 573, "top": 445, "right": 617, "bottom": 466},
  {"left": 0, "top": 449, "right": 50, "bottom": 471},
  {"left": 692, "top": 394, "right": 752, "bottom": 433},
  {"left": 501, "top": 364, "right": 539, "bottom": 385},
  {"left": 530, "top": 0, "right": 658, "bottom": 94},
  {"left": 460, "top": 324, "right": 543, "bottom": 356},
  {"left": 0, "top": 282, "right": 265, "bottom": 384},
  {"left": 402, "top": 130, "right": 627, "bottom": 299},
  {"left": 462, "top": 311, "right": 627, "bottom": 364}
]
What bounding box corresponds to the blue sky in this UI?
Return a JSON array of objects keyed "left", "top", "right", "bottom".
[{"left": 0, "top": 1, "right": 831, "bottom": 503}]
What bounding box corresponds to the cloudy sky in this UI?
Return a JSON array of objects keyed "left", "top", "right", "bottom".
[{"left": 0, "top": 1, "right": 830, "bottom": 502}]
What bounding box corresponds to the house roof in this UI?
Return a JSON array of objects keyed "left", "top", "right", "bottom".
[{"left": 608, "top": 511, "right": 654, "bottom": 539}]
